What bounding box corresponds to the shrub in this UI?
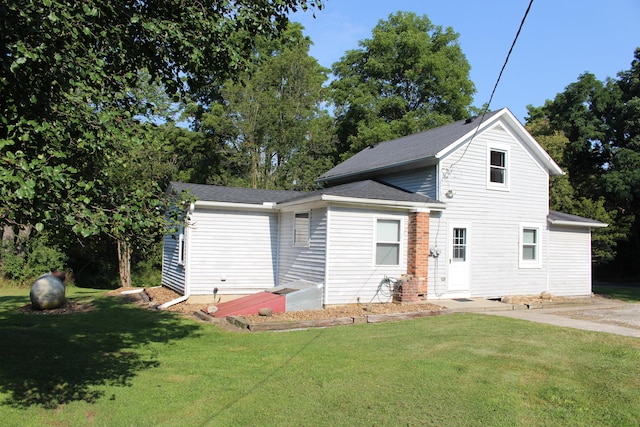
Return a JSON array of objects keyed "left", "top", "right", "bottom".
[{"left": 0, "top": 235, "right": 68, "bottom": 286}]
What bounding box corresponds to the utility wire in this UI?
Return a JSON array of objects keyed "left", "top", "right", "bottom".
[
  {"left": 485, "top": 0, "right": 534, "bottom": 118},
  {"left": 446, "top": 0, "right": 535, "bottom": 175}
]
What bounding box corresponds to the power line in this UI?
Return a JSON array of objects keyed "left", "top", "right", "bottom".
[
  {"left": 446, "top": 0, "right": 535, "bottom": 175},
  {"left": 485, "top": 0, "right": 535, "bottom": 114}
]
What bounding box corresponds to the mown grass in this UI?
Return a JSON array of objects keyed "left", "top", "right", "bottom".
[
  {"left": 0, "top": 287, "right": 638, "bottom": 426},
  {"left": 593, "top": 283, "right": 640, "bottom": 302}
]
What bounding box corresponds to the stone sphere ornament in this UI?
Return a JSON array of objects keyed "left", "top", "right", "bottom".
[{"left": 30, "top": 273, "right": 66, "bottom": 310}]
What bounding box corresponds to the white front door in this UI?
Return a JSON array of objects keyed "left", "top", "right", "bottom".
[{"left": 448, "top": 225, "right": 470, "bottom": 292}]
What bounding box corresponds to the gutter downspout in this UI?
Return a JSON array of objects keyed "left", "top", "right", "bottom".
[
  {"left": 158, "top": 294, "right": 190, "bottom": 310},
  {"left": 546, "top": 224, "right": 550, "bottom": 293},
  {"left": 120, "top": 287, "right": 190, "bottom": 310},
  {"left": 323, "top": 206, "right": 331, "bottom": 306}
]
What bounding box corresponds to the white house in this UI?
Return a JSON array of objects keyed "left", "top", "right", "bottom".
[{"left": 162, "top": 108, "right": 606, "bottom": 305}]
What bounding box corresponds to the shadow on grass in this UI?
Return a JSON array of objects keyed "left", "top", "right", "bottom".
[
  {"left": 593, "top": 283, "right": 640, "bottom": 303},
  {"left": 0, "top": 295, "right": 200, "bottom": 409}
]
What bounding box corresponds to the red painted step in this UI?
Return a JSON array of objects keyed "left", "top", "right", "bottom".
[{"left": 211, "top": 292, "right": 285, "bottom": 318}]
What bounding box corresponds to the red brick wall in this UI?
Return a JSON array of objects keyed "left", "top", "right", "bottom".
[{"left": 406, "top": 211, "right": 429, "bottom": 296}]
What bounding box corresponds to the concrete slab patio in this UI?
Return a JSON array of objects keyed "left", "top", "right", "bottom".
[{"left": 435, "top": 297, "right": 640, "bottom": 338}]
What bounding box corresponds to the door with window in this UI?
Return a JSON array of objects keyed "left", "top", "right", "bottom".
[{"left": 448, "top": 225, "right": 470, "bottom": 292}]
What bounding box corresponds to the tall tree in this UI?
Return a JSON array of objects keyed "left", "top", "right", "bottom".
[
  {"left": 526, "top": 115, "right": 625, "bottom": 264},
  {"left": 100, "top": 122, "right": 181, "bottom": 288},
  {"left": 526, "top": 48, "right": 640, "bottom": 275},
  {"left": 193, "top": 22, "right": 333, "bottom": 190},
  {"left": 1, "top": 0, "right": 322, "bottom": 285},
  {"left": 330, "top": 11, "right": 475, "bottom": 159}
]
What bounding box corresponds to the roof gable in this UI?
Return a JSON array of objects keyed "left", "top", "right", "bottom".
[{"left": 318, "top": 108, "right": 562, "bottom": 185}]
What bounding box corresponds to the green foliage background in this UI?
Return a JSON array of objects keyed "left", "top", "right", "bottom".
[
  {"left": 1, "top": 1, "right": 637, "bottom": 286},
  {"left": 527, "top": 48, "right": 640, "bottom": 277}
]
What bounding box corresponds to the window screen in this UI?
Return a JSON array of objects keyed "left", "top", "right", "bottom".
[
  {"left": 452, "top": 228, "right": 467, "bottom": 261},
  {"left": 522, "top": 228, "right": 537, "bottom": 260},
  {"left": 490, "top": 150, "right": 506, "bottom": 184},
  {"left": 376, "top": 219, "right": 400, "bottom": 265},
  {"left": 294, "top": 212, "right": 310, "bottom": 246}
]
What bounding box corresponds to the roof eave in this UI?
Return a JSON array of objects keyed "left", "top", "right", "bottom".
[
  {"left": 548, "top": 218, "right": 608, "bottom": 228},
  {"left": 194, "top": 200, "right": 276, "bottom": 210},
  {"left": 320, "top": 194, "right": 445, "bottom": 211},
  {"left": 277, "top": 194, "right": 445, "bottom": 211}
]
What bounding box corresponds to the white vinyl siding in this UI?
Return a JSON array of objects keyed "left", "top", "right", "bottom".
[
  {"left": 278, "top": 208, "right": 327, "bottom": 286},
  {"left": 429, "top": 122, "right": 550, "bottom": 298},
  {"left": 162, "top": 227, "right": 186, "bottom": 294},
  {"left": 186, "top": 208, "right": 279, "bottom": 295},
  {"left": 548, "top": 226, "right": 593, "bottom": 296},
  {"left": 326, "top": 206, "right": 407, "bottom": 305},
  {"left": 378, "top": 165, "right": 438, "bottom": 199}
]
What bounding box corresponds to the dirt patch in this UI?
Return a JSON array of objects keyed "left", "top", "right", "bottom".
[
  {"left": 19, "top": 300, "right": 95, "bottom": 315},
  {"left": 243, "top": 302, "right": 444, "bottom": 323},
  {"left": 110, "top": 286, "right": 444, "bottom": 321},
  {"left": 116, "top": 288, "right": 593, "bottom": 322},
  {"left": 500, "top": 294, "right": 577, "bottom": 305}
]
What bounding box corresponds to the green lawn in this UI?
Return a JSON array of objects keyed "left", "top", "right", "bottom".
[
  {"left": 0, "top": 287, "right": 638, "bottom": 426},
  {"left": 593, "top": 283, "right": 640, "bottom": 302}
]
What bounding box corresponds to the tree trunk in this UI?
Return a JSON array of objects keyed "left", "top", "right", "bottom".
[{"left": 117, "top": 239, "right": 132, "bottom": 288}]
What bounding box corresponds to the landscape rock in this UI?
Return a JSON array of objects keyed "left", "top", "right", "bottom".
[{"left": 258, "top": 307, "right": 273, "bottom": 317}]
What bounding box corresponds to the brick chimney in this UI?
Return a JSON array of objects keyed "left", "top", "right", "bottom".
[{"left": 397, "top": 210, "right": 429, "bottom": 302}]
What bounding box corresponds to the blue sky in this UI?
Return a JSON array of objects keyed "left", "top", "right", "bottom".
[{"left": 291, "top": 0, "right": 640, "bottom": 123}]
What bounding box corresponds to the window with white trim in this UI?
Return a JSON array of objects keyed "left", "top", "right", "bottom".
[
  {"left": 487, "top": 147, "right": 509, "bottom": 190},
  {"left": 519, "top": 224, "right": 541, "bottom": 268},
  {"left": 376, "top": 219, "right": 401, "bottom": 266},
  {"left": 177, "top": 225, "right": 186, "bottom": 266},
  {"left": 293, "top": 211, "right": 310, "bottom": 247}
]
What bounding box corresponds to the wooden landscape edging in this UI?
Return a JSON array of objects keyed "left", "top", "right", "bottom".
[
  {"left": 365, "top": 309, "right": 449, "bottom": 323},
  {"left": 224, "top": 309, "right": 450, "bottom": 332}
]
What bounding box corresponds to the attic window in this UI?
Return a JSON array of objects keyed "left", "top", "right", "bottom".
[
  {"left": 487, "top": 146, "right": 509, "bottom": 190},
  {"left": 490, "top": 150, "right": 506, "bottom": 183}
]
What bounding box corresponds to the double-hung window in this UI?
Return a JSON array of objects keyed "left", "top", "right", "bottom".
[
  {"left": 294, "top": 211, "right": 310, "bottom": 247},
  {"left": 376, "top": 219, "right": 401, "bottom": 266},
  {"left": 487, "top": 146, "right": 509, "bottom": 190},
  {"left": 519, "top": 224, "right": 541, "bottom": 268}
]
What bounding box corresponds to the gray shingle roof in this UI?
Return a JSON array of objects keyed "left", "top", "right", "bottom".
[
  {"left": 318, "top": 109, "right": 503, "bottom": 184},
  {"left": 548, "top": 210, "right": 607, "bottom": 227},
  {"left": 288, "top": 179, "right": 439, "bottom": 204},
  {"left": 168, "top": 182, "right": 305, "bottom": 204},
  {"left": 168, "top": 179, "right": 440, "bottom": 207}
]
